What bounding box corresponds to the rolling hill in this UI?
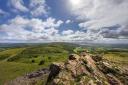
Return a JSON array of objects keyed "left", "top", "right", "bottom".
[{"left": 0, "top": 43, "right": 77, "bottom": 84}]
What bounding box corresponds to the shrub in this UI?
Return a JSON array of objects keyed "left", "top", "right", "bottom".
[
  {"left": 48, "top": 56, "right": 51, "bottom": 60},
  {"left": 38, "top": 60, "right": 45, "bottom": 65},
  {"left": 33, "top": 55, "right": 38, "bottom": 58},
  {"left": 31, "top": 59, "right": 35, "bottom": 63}
]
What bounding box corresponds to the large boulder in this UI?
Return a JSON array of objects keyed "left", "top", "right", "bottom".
[{"left": 46, "top": 63, "right": 62, "bottom": 84}]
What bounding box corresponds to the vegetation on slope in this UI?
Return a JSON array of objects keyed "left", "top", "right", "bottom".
[
  {"left": 0, "top": 43, "right": 77, "bottom": 84},
  {"left": 0, "top": 48, "right": 25, "bottom": 61}
]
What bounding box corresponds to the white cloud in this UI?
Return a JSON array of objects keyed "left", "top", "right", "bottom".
[
  {"left": 10, "top": 0, "right": 28, "bottom": 12},
  {"left": 60, "top": 30, "right": 100, "bottom": 42},
  {"left": 0, "top": 16, "right": 63, "bottom": 41},
  {"left": 65, "top": 20, "right": 72, "bottom": 24},
  {"left": 44, "top": 17, "right": 63, "bottom": 28},
  {"left": 0, "top": 15, "right": 98, "bottom": 42},
  {"left": 1, "top": 15, "right": 126, "bottom": 43},
  {"left": 8, "top": 0, "right": 49, "bottom": 17},
  {"left": 30, "top": 0, "right": 49, "bottom": 17},
  {"left": 1, "top": 0, "right": 128, "bottom": 43},
  {"left": 62, "top": 30, "right": 74, "bottom": 35},
  {"left": 67, "top": 0, "right": 128, "bottom": 39}
]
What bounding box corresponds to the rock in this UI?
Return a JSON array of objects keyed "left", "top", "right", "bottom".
[
  {"left": 87, "top": 80, "right": 96, "bottom": 85},
  {"left": 66, "top": 54, "right": 90, "bottom": 77},
  {"left": 46, "top": 63, "right": 61, "bottom": 84},
  {"left": 5, "top": 68, "right": 49, "bottom": 85},
  {"left": 97, "top": 61, "right": 120, "bottom": 75},
  {"left": 53, "top": 70, "right": 74, "bottom": 85},
  {"left": 107, "top": 74, "right": 122, "bottom": 85},
  {"left": 26, "top": 68, "right": 49, "bottom": 79},
  {"left": 91, "top": 55, "right": 103, "bottom": 62},
  {"left": 80, "top": 52, "right": 87, "bottom": 57},
  {"left": 68, "top": 54, "right": 80, "bottom": 61},
  {"left": 47, "top": 52, "right": 111, "bottom": 85}
]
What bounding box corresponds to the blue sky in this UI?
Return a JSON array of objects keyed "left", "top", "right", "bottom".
[{"left": 0, "top": 0, "right": 128, "bottom": 44}]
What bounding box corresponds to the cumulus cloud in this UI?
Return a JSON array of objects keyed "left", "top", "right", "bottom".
[
  {"left": 8, "top": 0, "right": 49, "bottom": 16},
  {"left": 60, "top": 29, "right": 101, "bottom": 42},
  {"left": 1, "top": 0, "right": 128, "bottom": 43},
  {"left": 68, "top": 0, "right": 128, "bottom": 39},
  {"left": 29, "top": 0, "right": 49, "bottom": 17},
  {"left": 9, "top": 0, "right": 28, "bottom": 12},
  {"left": 65, "top": 20, "right": 72, "bottom": 24},
  {"left": 62, "top": 30, "right": 74, "bottom": 35},
  {"left": 0, "top": 16, "right": 63, "bottom": 41},
  {"left": 0, "top": 15, "right": 96, "bottom": 42}
]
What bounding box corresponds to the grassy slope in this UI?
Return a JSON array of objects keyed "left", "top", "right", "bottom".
[
  {"left": 0, "top": 43, "right": 76, "bottom": 84},
  {"left": 92, "top": 48, "right": 128, "bottom": 68},
  {"left": 0, "top": 62, "right": 42, "bottom": 84},
  {"left": 104, "top": 52, "right": 128, "bottom": 68},
  {"left": 6, "top": 43, "right": 76, "bottom": 64},
  {"left": 0, "top": 48, "right": 25, "bottom": 61}
]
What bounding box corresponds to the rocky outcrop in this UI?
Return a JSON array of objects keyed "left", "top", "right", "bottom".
[{"left": 46, "top": 51, "right": 124, "bottom": 85}]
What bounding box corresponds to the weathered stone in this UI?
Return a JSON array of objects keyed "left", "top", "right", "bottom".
[
  {"left": 46, "top": 63, "right": 61, "bottom": 84},
  {"left": 107, "top": 74, "right": 122, "bottom": 85},
  {"left": 91, "top": 55, "right": 103, "bottom": 62},
  {"left": 68, "top": 54, "right": 80, "bottom": 61}
]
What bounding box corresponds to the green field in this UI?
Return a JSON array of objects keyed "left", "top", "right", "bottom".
[
  {"left": 0, "top": 43, "right": 76, "bottom": 84},
  {"left": 0, "top": 62, "right": 42, "bottom": 84}
]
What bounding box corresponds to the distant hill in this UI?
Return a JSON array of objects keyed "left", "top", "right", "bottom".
[
  {"left": 0, "top": 42, "right": 78, "bottom": 48},
  {"left": 0, "top": 42, "right": 128, "bottom": 49}
]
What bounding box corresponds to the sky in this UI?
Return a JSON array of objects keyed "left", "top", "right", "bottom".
[{"left": 0, "top": 0, "right": 128, "bottom": 44}]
